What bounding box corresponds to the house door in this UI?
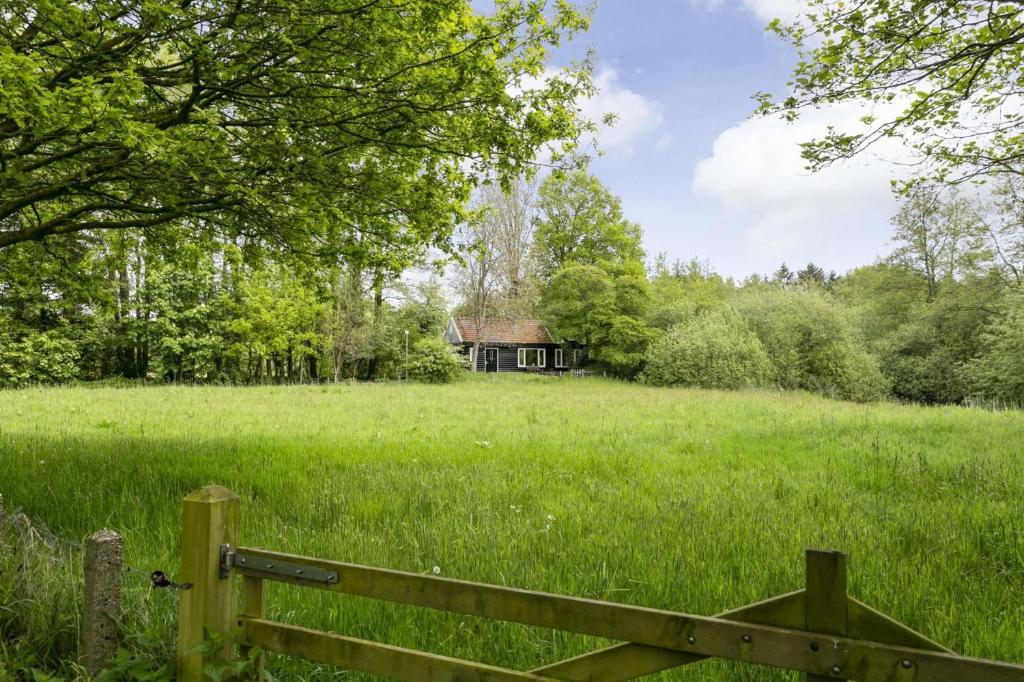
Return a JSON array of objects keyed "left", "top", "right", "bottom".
[{"left": 485, "top": 348, "right": 498, "bottom": 373}]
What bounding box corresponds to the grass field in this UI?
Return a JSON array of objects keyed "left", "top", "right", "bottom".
[{"left": 1, "top": 376, "right": 1023, "bottom": 679}]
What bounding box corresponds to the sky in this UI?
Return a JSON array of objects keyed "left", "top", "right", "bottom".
[{"left": 550, "top": 0, "right": 908, "bottom": 279}]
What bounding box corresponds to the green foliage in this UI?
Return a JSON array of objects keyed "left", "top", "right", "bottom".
[
  {"left": 0, "top": 328, "right": 80, "bottom": 388},
  {"left": 646, "top": 257, "right": 731, "bottom": 330},
  {"left": 407, "top": 338, "right": 464, "bottom": 384},
  {"left": 533, "top": 171, "right": 645, "bottom": 279},
  {"left": 964, "top": 290, "right": 1024, "bottom": 406},
  {"left": 0, "top": 512, "right": 82, "bottom": 674},
  {"left": 761, "top": 0, "right": 1024, "bottom": 186},
  {"left": 540, "top": 265, "right": 655, "bottom": 377},
  {"left": 541, "top": 265, "right": 616, "bottom": 348},
  {"left": 0, "top": 0, "right": 595, "bottom": 255},
  {"left": 642, "top": 308, "right": 773, "bottom": 389},
  {"left": 733, "top": 287, "right": 889, "bottom": 402}
]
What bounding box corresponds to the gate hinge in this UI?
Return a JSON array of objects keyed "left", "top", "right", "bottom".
[{"left": 219, "top": 544, "right": 235, "bottom": 579}]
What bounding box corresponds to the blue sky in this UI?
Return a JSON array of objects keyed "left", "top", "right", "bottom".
[{"left": 550, "top": 0, "right": 905, "bottom": 279}]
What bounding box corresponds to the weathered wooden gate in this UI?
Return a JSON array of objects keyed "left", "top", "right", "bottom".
[{"left": 176, "top": 486, "right": 1024, "bottom": 681}]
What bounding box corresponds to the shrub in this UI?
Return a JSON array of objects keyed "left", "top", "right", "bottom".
[
  {"left": 964, "top": 290, "right": 1024, "bottom": 406},
  {"left": 876, "top": 317, "right": 967, "bottom": 404},
  {"left": 407, "top": 338, "right": 463, "bottom": 384},
  {"left": 0, "top": 328, "right": 80, "bottom": 388},
  {"left": 641, "top": 308, "right": 774, "bottom": 389},
  {"left": 732, "top": 288, "right": 889, "bottom": 402}
]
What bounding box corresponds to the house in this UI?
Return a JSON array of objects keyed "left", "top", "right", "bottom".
[{"left": 444, "top": 317, "right": 582, "bottom": 373}]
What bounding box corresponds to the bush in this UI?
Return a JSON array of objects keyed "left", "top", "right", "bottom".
[
  {"left": 407, "top": 339, "right": 463, "bottom": 384},
  {"left": 876, "top": 317, "right": 967, "bottom": 404},
  {"left": 964, "top": 290, "right": 1024, "bottom": 406},
  {"left": 0, "top": 328, "right": 81, "bottom": 388},
  {"left": 732, "top": 288, "right": 889, "bottom": 402},
  {"left": 641, "top": 308, "right": 774, "bottom": 389}
]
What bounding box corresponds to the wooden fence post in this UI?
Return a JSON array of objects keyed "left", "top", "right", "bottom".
[
  {"left": 81, "top": 529, "right": 123, "bottom": 675},
  {"left": 806, "top": 549, "right": 849, "bottom": 681},
  {"left": 177, "top": 485, "right": 239, "bottom": 681}
]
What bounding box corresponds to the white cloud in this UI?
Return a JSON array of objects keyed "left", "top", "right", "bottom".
[
  {"left": 740, "top": 0, "right": 806, "bottom": 24},
  {"left": 696, "top": 0, "right": 807, "bottom": 24},
  {"left": 692, "top": 102, "right": 915, "bottom": 274},
  {"left": 580, "top": 68, "right": 663, "bottom": 155}
]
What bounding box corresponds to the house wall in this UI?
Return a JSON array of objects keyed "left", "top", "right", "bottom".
[{"left": 466, "top": 344, "right": 562, "bottom": 372}]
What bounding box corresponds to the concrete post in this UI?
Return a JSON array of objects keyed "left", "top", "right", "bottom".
[{"left": 81, "top": 529, "right": 124, "bottom": 675}]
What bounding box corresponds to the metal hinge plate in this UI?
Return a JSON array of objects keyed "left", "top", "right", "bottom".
[{"left": 229, "top": 549, "right": 339, "bottom": 585}]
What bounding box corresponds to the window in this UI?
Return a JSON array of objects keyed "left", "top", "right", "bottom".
[
  {"left": 555, "top": 349, "right": 568, "bottom": 368},
  {"left": 517, "top": 348, "right": 545, "bottom": 368}
]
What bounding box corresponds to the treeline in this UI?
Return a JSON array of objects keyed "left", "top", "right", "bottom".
[
  {"left": 0, "top": 229, "right": 450, "bottom": 386},
  {"left": 3, "top": 171, "right": 1022, "bottom": 406}
]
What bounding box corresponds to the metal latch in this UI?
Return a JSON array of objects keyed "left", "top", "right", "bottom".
[{"left": 219, "top": 545, "right": 339, "bottom": 585}]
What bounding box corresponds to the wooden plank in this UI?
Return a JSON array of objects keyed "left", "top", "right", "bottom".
[
  {"left": 177, "top": 486, "right": 239, "bottom": 681},
  {"left": 242, "top": 617, "right": 551, "bottom": 681},
  {"left": 239, "top": 575, "right": 266, "bottom": 673},
  {"left": 848, "top": 598, "right": 950, "bottom": 654},
  {"left": 530, "top": 589, "right": 806, "bottom": 681},
  {"left": 234, "top": 546, "right": 1024, "bottom": 681},
  {"left": 806, "top": 550, "right": 848, "bottom": 681}
]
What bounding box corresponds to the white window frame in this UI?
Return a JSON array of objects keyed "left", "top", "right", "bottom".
[
  {"left": 517, "top": 347, "right": 545, "bottom": 368},
  {"left": 555, "top": 349, "right": 568, "bottom": 368}
]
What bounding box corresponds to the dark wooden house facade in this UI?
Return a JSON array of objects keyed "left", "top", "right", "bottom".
[{"left": 445, "top": 317, "right": 580, "bottom": 373}]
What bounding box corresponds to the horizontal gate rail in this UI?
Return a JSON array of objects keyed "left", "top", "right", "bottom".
[
  {"left": 243, "top": 618, "right": 552, "bottom": 681},
  {"left": 176, "top": 486, "right": 1024, "bottom": 682}
]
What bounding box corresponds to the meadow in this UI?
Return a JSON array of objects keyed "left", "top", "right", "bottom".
[{"left": 1, "top": 376, "right": 1023, "bottom": 679}]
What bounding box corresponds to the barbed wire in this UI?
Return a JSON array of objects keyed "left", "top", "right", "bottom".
[{"left": 1, "top": 501, "right": 192, "bottom": 590}]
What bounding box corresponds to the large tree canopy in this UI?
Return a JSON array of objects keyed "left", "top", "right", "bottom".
[
  {"left": 760, "top": 1, "right": 1024, "bottom": 185},
  {"left": 0, "top": 0, "right": 593, "bottom": 256}
]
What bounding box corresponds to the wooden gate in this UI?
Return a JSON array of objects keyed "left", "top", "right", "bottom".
[{"left": 176, "top": 486, "right": 1024, "bottom": 681}]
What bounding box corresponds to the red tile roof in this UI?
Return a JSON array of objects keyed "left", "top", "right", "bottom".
[{"left": 453, "top": 317, "right": 554, "bottom": 345}]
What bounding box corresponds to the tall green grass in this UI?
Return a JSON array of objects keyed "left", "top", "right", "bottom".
[{"left": 1, "top": 376, "right": 1022, "bottom": 679}]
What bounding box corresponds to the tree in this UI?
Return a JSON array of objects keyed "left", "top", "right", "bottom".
[
  {"left": 454, "top": 208, "right": 501, "bottom": 371},
  {"left": 772, "top": 263, "right": 795, "bottom": 288},
  {"left": 977, "top": 177, "right": 1024, "bottom": 288},
  {"left": 321, "top": 267, "right": 372, "bottom": 382},
  {"left": 889, "top": 186, "right": 978, "bottom": 301},
  {"left": 965, "top": 289, "right": 1024, "bottom": 405},
  {"left": 760, "top": 1, "right": 1024, "bottom": 186},
  {"left": 797, "top": 263, "right": 826, "bottom": 287},
  {"left": 539, "top": 265, "right": 615, "bottom": 353},
  {"left": 540, "top": 265, "right": 656, "bottom": 377},
  {"left": 475, "top": 178, "right": 541, "bottom": 318},
  {"left": 0, "top": 0, "right": 594, "bottom": 254},
  {"left": 646, "top": 256, "right": 731, "bottom": 330},
  {"left": 533, "top": 171, "right": 644, "bottom": 278}
]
